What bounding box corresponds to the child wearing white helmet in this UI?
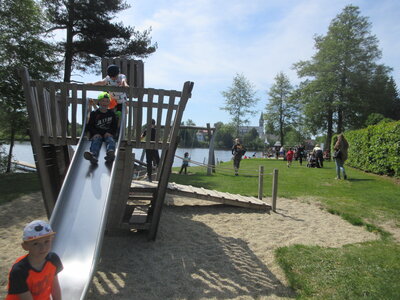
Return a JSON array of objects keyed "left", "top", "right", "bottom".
[{"left": 5, "top": 220, "right": 63, "bottom": 300}]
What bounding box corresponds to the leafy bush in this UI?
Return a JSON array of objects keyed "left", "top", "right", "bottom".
[
  {"left": 0, "top": 145, "right": 9, "bottom": 173},
  {"left": 332, "top": 121, "right": 400, "bottom": 177}
]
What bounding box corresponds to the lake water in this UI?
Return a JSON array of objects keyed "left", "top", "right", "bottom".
[{"left": 3, "top": 142, "right": 264, "bottom": 168}]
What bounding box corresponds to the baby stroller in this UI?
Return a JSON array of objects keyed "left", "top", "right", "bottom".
[{"left": 307, "top": 152, "right": 318, "bottom": 168}]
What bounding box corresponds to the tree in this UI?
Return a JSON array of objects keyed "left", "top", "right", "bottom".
[
  {"left": 221, "top": 73, "right": 259, "bottom": 137},
  {"left": 363, "top": 67, "right": 400, "bottom": 120},
  {"left": 265, "top": 72, "right": 298, "bottom": 146},
  {"left": 214, "top": 122, "right": 235, "bottom": 149},
  {"left": 284, "top": 126, "right": 308, "bottom": 147},
  {"left": 364, "top": 113, "right": 393, "bottom": 126},
  {"left": 42, "top": 0, "right": 157, "bottom": 82},
  {"left": 0, "top": 0, "right": 59, "bottom": 172},
  {"left": 295, "top": 5, "right": 388, "bottom": 143},
  {"left": 243, "top": 128, "right": 264, "bottom": 151},
  {"left": 178, "top": 120, "right": 200, "bottom": 148}
]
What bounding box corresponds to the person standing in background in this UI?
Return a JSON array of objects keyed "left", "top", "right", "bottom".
[
  {"left": 232, "top": 138, "right": 246, "bottom": 176},
  {"left": 334, "top": 134, "right": 349, "bottom": 180}
]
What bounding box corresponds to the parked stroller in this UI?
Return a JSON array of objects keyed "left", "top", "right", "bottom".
[{"left": 307, "top": 152, "right": 318, "bottom": 168}]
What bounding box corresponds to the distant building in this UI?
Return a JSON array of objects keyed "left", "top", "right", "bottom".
[
  {"left": 196, "top": 130, "right": 208, "bottom": 142},
  {"left": 236, "top": 113, "right": 262, "bottom": 139}
]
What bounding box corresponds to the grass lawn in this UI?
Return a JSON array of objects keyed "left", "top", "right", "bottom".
[
  {"left": 0, "top": 173, "right": 40, "bottom": 205},
  {"left": 171, "top": 158, "right": 400, "bottom": 299}
]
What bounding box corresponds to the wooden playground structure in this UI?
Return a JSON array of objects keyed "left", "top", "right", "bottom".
[{"left": 20, "top": 58, "right": 193, "bottom": 240}]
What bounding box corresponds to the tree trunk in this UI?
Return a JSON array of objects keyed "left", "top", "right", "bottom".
[
  {"left": 325, "top": 108, "right": 333, "bottom": 151},
  {"left": 63, "top": 0, "right": 75, "bottom": 83},
  {"left": 337, "top": 107, "right": 343, "bottom": 134},
  {"left": 6, "top": 126, "right": 15, "bottom": 173}
]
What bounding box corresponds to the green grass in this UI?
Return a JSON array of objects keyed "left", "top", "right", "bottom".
[
  {"left": 171, "top": 158, "right": 400, "bottom": 299},
  {"left": 276, "top": 241, "right": 400, "bottom": 299},
  {"left": 0, "top": 173, "right": 40, "bottom": 205},
  {"left": 171, "top": 159, "right": 400, "bottom": 231}
]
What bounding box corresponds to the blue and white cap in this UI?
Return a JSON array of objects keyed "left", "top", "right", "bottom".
[{"left": 23, "top": 220, "right": 55, "bottom": 241}]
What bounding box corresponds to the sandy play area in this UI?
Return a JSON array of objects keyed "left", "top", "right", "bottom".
[{"left": 0, "top": 192, "right": 379, "bottom": 299}]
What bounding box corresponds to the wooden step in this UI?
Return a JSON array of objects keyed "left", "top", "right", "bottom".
[
  {"left": 128, "top": 195, "right": 154, "bottom": 201},
  {"left": 129, "top": 205, "right": 149, "bottom": 224}
]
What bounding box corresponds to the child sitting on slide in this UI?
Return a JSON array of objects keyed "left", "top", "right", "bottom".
[{"left": 84, "top": 92, "right": 117, "bottom": 164}]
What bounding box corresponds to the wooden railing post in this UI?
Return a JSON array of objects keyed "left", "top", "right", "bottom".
[
  {"left": 272, "top": 168, "right": 278, "bottom": 212},
  {"left": 258, "top": 165, "right": 264, "bottom": 200}
]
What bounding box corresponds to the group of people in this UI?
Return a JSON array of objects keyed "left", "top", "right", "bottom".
[
  {"left": 82, "top": 64, "right": 164, "bottom": 181},
  {"left": 83, "top": 64, "right": 128, "bottom": 165},
  {"left": 233, "top": 134, "right": 349, "bottom": 180}
]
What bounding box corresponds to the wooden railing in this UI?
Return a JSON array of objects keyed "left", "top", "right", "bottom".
[{"left": 25, "top": 80, "right": 193, "bottom": 149}]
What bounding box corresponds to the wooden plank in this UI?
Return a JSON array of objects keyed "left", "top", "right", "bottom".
[
  {"left": 44, "top": 90, "right": 53, "bottom": 144},
  {"left": 49, "top": 82, "right": 58, "bottom": 144},
  {"left": 19, "top": 68, "right": 57, "bottom": 216},
  {"left": 121, "top": 59, "right": 128, "bottom": 79},
  {"left": 81, "top": 88, "right": 87, "bottom": 126},
  {"left": 148, "top": 82, "right": 194, "bottom": 240},
  {"left": 163, "top": 94, "right": 175, "bottom": 145},
  {"left": 155, "top": 91, "right": 164, "bottom": 143},
  {"left": 163, "top": 182, "right": 270, "bottom": 210},
  {"left": 145, "top": 89, "right": 154, "bottom": 149},
  {"left": 136, "top": 60, "right": 144, "bottom": 88},
  {"left": 135, "top": 89, "right": 144, "bottom": 148},
  {"left": 71, "top": 85, "right": 77, "bottom": 144},
  {"left": 36, "top": 81, "right": 49, "bottom": 144},
  {"left": 60, "top": 84, "right": 67, "bottom": 145},
  {"left": 129, "top": 205, "right": 149, "bottom": 224},
  {"left": 127, "top": 86, "right": 133, "bottom": 143},
  {"left": 129, "top": 59, "right": 136, "bottom": 87}
]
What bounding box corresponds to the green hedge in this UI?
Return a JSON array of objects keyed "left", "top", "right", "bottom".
[{"left": 332, "top": 121, "right": 400, "bottom": 177}]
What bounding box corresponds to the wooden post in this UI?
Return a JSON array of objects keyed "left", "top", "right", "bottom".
[
  {"left": 207, "top": 123, "right": 216, "bottom": 175},
  {"left": 272, "top": 168, "right": 278, "bottom": 212},
  {"left": 258, "top": 165, "right": 264, "bottom": 200}
]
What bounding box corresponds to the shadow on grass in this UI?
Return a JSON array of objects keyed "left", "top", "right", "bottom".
[{"left": 346, "top": 178, "right": 374, "bottom": 182}]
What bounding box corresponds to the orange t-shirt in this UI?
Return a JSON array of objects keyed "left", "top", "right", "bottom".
[
  {"left": 6, "top": 253, "right": 63, "bottom": 300},
  {"left": 108, "top": 98, "right": 118, "bottom": 109}
]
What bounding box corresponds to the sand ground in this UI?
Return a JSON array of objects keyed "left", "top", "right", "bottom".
[{"left": 0, "top": 192, "right": 380, "bottom": 299}]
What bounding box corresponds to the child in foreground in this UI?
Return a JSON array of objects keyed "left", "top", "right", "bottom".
[
  {"left": 84, "top": 92, "right": 118, "bottom": 164},
  {"left": 6, "top": 220, "right": 63, "bottom": 300}
]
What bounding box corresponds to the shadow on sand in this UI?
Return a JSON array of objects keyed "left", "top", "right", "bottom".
[{"left": 87, "top": 205, "right": 296, "bottom": 300}]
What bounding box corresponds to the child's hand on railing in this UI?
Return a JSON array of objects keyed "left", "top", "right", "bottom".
[{"left": 88, "top": 98, "right": 95, "bottom": 105}]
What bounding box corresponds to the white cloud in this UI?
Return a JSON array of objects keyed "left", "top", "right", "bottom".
[{"left": 119, "top": 0, "right": 400, "bottom": 125}]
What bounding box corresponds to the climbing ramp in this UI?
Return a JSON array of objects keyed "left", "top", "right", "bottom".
[{"left": 130, "top": 180, "right": 272, "bottom": 213}]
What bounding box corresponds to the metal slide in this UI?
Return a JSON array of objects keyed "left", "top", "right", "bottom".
[{"left": 50, "top": 105, "right": 125, "bottom": 299}]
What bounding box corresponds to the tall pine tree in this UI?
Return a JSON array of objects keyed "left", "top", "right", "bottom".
[
  {"left": 294, "top": 5, "right": 393, "bottom": 142},
  {"left": 42, "top": 0, "right": 157, "bottom": 82}
]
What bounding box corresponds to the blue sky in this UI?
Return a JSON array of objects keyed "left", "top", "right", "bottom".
[{"left": 77, "top": 0, "right": 400, "bottom": 127}]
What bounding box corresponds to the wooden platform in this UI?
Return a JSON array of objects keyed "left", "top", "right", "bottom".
[
  {"left": 131, "top": 180, "right": 271, "bottom": 211},
  {"left": 12, "top": 160, "right": 37, "bottom": 172}
]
